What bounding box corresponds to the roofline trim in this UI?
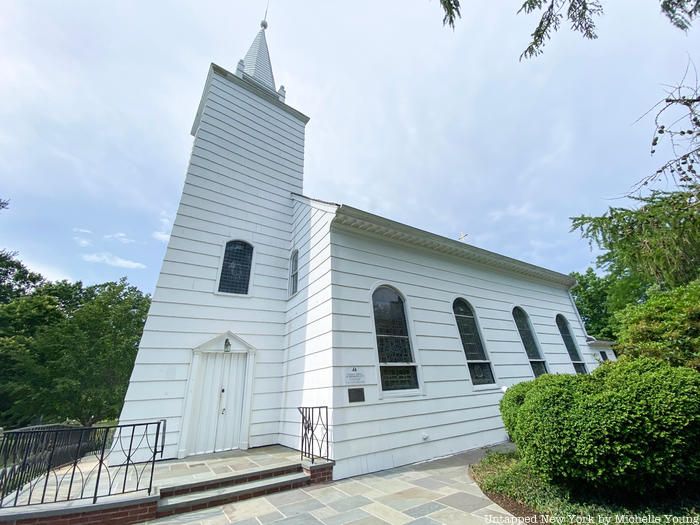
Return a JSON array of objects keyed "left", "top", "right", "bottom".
[
  {"left": 191, "top": 63, "right": 310, "bottom": 136},
  {"left": 332, "top": 205, "right": 576, "bottom": 288}
]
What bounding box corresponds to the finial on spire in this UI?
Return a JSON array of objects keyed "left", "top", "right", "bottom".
[{"left": 261, "top": 0, "right": 269, "bottom": 29}]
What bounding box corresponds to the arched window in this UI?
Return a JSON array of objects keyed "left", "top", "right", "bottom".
[
  {"left": 453, "top": 299, "right": 495, "bottom": 385},
  {"left": 556, "top": 314, "right": 587, "bottom": 374},
  {"left": 218, "top": 240, "right": 253, "bottom": 295},
  {"left": 288, "top": 250, "right": 299, "bottom": 297},
  {"left": 512, "top": 307, "right": 547, "bottom": 377},
  {"left": 372, "top": 286, "right": 418, "bottom": 391}
]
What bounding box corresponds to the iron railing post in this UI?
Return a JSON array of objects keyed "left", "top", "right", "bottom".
[
  {"left": 39, "top": 430, "right": 59, "bottom": 504},
  {"left": 66, "top": 428, "right": 84, "bottom": 501},
  {"left": 148, "top": 421, "right": 162, "bottom": 496},
  {"left": 92, "top": 428, "right": 110, "bottom": 504}
]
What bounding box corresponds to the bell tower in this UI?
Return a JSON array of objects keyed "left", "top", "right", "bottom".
[{"left": 118, "top": 20, "right": 309, "bottom": 458}]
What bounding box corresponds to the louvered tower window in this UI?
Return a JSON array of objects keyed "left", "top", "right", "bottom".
[
  {"left": 453, "top": 299, "right": 495, "bottom": 385},
  {"left": 218, "top": 240, "right": 253, "bottom": 295},
  {"left": 556, "top": 314, "right": 587, "bottom": 374},
  {"left": 512, "top": 307, "right": 547, "bottom": 377},
  {"left": 372, "top": 286, "right": 419, "bottom": 391}
]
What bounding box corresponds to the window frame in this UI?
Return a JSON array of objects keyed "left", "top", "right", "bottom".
[
  {"left": 555, "top": 314, "right": 587, "bottom": 374},
  {"left": 288, "top": 249, "right": 299, "bottom": 297},
  {"left": 214, "top": 239, "right": 256, "bottom": 297},
  {"left": 369, "top": 283, "right": 424, "bottom": 399},
  {"left": 451, "top": 297, "right": 497, "bottom": 389},
  {"left": 511, "top": 306, "right": 548, "bottom": 378}
]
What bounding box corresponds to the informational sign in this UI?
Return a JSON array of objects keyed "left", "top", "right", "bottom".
[{"left": 344, "top": 367, "right": 365, "bottom": 385}]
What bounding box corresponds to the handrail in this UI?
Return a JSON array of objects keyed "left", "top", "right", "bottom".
[
  {"left": 297, "top": 406, "right": 329, "bottom": 464},
  {"left": 0, "top": 420, "right": 164, "bottom": 508}
]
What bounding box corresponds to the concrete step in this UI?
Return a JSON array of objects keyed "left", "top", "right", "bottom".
[
  {"left": 159, "top": 462, "right": 303, "bottom": 498},
  {"left": 156, "top": 471, "right": 310, "bottom": 517}
]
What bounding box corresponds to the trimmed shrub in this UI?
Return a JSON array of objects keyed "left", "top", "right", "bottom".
[
  {"left": 500, "top": 379, "right": 537, "bottom": 440},
  {"left": 508, "top": 357, "right": 700, "bottom": 494},
  {"left": 500, "top": 374, "right": 573, "bottom": 440}
]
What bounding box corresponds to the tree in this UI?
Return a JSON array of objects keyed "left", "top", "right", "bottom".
[
  {"left": 0, "top": 278, "right": 151, "bottom": 428},
  {"left": 570, "top": 268, "right": 649, "bottom": 339},
  {"left": 437, "top": 0, "right": 700, "bottom": 59},
  {"left": 570, "top": 269, "right": 615, "bottom": 339},
  {"left": 0, "top": 252, "right": 45, "bottom": 304},
  {"left": 641, "top": 74, "right": 700, "bottom": 190},
  {"left": 614, "top": 280, "right": 700, "bottom": 369},
  {"left": 571, "top": 184, "right": 700, "bottom": 290}
]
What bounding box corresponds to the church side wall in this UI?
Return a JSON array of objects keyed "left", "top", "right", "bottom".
[
  {"left": 329, "top": 226, "right": 599, "bottom": 479},
  {"left": 118, "top": 69, "right": 306, "bottom": 458},
  {"left": 278, "top": 198, "right": 336, "bottom": 453}
]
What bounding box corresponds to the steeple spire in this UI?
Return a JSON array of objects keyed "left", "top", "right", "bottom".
[{"left": 241, "top": 20, "right": 276, "bottom": 92}]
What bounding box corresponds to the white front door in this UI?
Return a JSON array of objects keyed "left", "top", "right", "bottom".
[{"left": 189, "top": 352, "right": 247, "bottom": 455}]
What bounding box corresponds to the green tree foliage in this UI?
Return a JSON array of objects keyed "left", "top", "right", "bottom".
[
  {"left": 437, "top": 1, "right": 700, "bottom": 58},
  {"left": 0, "top": 252, "right": 45, "bottom": 304},
  {"left": 569, "top": 268, "right": 649, "bottom": 339},
  {"left": 571, "top": 185, "right": 700, "bottom": 290},
  {"left": 0, "top": 271, "right": 150, "bottom": 428},
  {"left": 569, "top": 269, "right": 615, "bottom": 339},
  {"left": 504, "top": 357, "right": 700, "bottom": 495},
  {"left": 614, "top": 280, "right": 700, "bottom": 370}
]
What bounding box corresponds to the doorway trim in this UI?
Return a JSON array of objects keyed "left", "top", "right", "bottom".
[{"left": 177, "top": 331, "right": 256, "bottom": 458}]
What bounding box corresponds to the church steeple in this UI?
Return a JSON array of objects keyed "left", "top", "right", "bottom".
[{"left": 238, "top": 20, "right": 277, "bottom": 94}]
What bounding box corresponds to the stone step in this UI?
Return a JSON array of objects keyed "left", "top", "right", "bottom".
[
  {"left": 156, "top": 472, "right": 310, "bottom": 517},
  {"left": 159, "top": 462, "right": 303, "bottom": 498}
]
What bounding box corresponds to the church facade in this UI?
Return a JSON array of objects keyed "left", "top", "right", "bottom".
[{"left": 118, "top": 22, "right": 605, "bottom": 480}]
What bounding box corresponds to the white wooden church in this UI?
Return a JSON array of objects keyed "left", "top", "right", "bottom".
[{"left": 118, "top": 21, "right": 611, "bottom": 480}]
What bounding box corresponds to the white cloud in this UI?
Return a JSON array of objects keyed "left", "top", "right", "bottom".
[
  {"left": 72, "top": 236, "right": 92, "bottom": 247},
  {"left": 72, "top": 227, "right": 92, "bottom": 234},
  {"left": 152, "top": 211, "right": 172, "bottom": 243},
  {"left": 82, "top": 252, "right": 146, "bottom": 269},
  {"left": 22, "top": 259, "right": 72, "bottom": 282},
  {"left": 104, "top": 232, "right": 135, "bottom": 244},
  {"left": 152, "top": 231, "right": 170, "bottom": 242}
]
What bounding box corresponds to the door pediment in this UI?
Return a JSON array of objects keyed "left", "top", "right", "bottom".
[{"left": 193, "top": 331, "right": 255, "bottom": 354}]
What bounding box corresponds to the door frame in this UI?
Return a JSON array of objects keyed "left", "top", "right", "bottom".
[{"left": 177, "top": 331, "right": 256, "bottom": 458}]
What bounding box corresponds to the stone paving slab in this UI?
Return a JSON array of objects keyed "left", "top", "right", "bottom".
[{"left": 147, "top": 444, "right": 518, "bottom": 525}]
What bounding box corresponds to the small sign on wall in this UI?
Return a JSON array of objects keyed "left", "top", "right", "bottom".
[{"left": 344, "top": 367, "right": 365, "bottom": 385}]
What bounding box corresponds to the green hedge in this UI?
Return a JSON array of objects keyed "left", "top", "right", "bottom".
[
  {"left": 615, "top": 279, "right": 700, "bottom": 370},
  {"left": 500, "top": 357, "right": 700, "bottom": 494}
]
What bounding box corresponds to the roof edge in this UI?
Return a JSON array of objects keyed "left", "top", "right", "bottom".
[
  {"left": 332, "top": 205, "right": 576, "bottom": 288},
  {"left": 191, "top": 63, "right": 310, "bottom": 136}
]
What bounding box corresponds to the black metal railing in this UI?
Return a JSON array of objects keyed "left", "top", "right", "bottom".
[
  {"left": 298, "top": 406, "right": 329, "bottom": 464},
  {"left": 0, "top": 420, "right": 166, "bottom": 508}
]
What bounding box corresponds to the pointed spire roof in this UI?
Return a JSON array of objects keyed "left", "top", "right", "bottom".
[{"left": 242, "top": 20, "right": 276, "bottom": 92}]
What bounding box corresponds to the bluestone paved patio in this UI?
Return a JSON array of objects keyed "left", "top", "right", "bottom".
[{"left": 146, "top": 444, "right": 516, "bottom": 525}]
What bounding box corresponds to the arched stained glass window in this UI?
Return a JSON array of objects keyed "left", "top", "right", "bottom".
[
  {"left": 556, "top": 314, "right": 587, "bottom": 374},
  {"left": 512, "top": 307, "right": 547, "bottom": 377},
  {"left": 218, "top": 240, "right": 253, "bottom": 295},
  {"left": 372, "top": 286, "right": 419, "bottom": 391},
  {"left": 453, "top": 299, "right": 495, "bottom": 385}
]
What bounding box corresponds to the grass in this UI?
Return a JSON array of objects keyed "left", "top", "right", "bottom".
[{"left": 470, "top": 451, "right": 700, "bottom": 522}]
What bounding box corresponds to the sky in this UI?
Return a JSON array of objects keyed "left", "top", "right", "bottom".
[{"left": 1, "top": 0, "right": 698, "bottom": 293}]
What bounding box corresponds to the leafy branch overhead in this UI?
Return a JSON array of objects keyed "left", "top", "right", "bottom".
[{"left": 437, "top": 0, "right": 700, "bottom": 58}]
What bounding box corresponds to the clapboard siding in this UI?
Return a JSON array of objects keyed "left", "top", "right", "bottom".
[
  {"left": 329, "top": 226, "right": 598, "bottom": 478},
  {"left": 278, "top": 197, "right": 336, "bottom": 452},
  {"left": 118, "top": 65, "right": 307, "bottom": 459}
]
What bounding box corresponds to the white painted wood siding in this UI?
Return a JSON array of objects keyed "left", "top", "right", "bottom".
[
  {"left": 329, "top": 225, "right": 599, "bottom": 479},
  {"left": 278, "top": 196, "right": 336, "bottom": 454},
  {"left": 118, "top": 65, "right": 308, "bottom": 458}
]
